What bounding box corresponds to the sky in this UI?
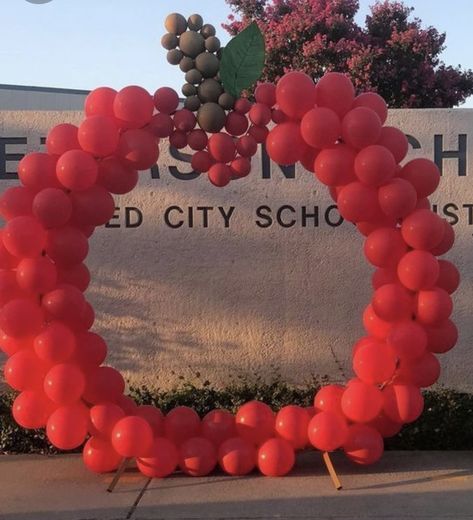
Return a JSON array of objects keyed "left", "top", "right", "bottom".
[{"left": 2, "top": 0, "right": 473, "bottom": 106}]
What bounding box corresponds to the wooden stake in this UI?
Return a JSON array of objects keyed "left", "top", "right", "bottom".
[
  {"left": 322, "top": 451, "right": 342, "bottom": 490},
  {"left": 107, "top": 457, "right": 131, "bottom": 493},
  {"left": 126, "top": 477, "right": 153, "bottom": 519}
]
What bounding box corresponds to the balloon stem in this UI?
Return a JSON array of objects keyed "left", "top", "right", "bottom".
[
  {"left": 126, "top": 477, "right": 153, "bottom": 519},
  {"left": 107, "top": 457, "right": 131, "bottom": 493},
  {"left": 322, "top": 451, "right": 342, "bottom": 490}
]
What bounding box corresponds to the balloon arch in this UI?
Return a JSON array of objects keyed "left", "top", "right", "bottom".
[{"left": 0, "top": 13, "right": 459, "bottom": 478}]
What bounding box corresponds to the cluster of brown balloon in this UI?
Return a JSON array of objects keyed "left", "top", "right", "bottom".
[{"left": 0, "top": 12, "right": 459, "bottom": 480}]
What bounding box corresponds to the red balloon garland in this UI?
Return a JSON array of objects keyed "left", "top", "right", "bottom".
[{"left": 0, "top": 67, "right": 458, "bottom": 477}]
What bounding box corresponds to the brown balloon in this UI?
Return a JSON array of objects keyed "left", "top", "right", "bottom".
[
  {"left": 200, "top": 24, "right": 216, "bottom": 39},
  {"left": 187, "top": 14, "right": 203, "bottom": 31},
  {"left": 205, "top": 36, "right": 221, "bottom": 53},
  {"left": 164, "top": 13, "right": 187, "bottom": 35},
  {"left": 179, "top": 31, "right": 205, "bottom": 58},
  {"left": 161, "top": 33, "right": 178, "bottom": 50},
  {"left": 198, "top": 79, "right": 223, "bottom": 103},
  {"left": 195, "top": 53, "right": 220, "bottom": 78},
  {"left": 167, "top": 49, "right": 183, "bottom": 65},
  {"left": 184, "top": 96, "right": 202, "bottom": 112},
  {"left": 218, "top": 92, "right": 235, "bottom": 110},
  {"left": 185, "top": 69, "right": 203, "bottom": 85},
  {"left": 179, "top": 57, "right": 195, "bottom": 73},
  {"left": 182, "top": 83, "right": 197, "bottom": 97},
  {"left": 197, "top": 102, "right": 226, "bottom": 133}
]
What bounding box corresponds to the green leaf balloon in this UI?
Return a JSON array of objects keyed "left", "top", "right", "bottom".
[{"left": 220, "top": 22, "right": 265, "bottom": 98}]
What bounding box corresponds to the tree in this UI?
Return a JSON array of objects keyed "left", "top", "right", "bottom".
[{"left": 223, "top": 0, "right": 473, "bottom": 108}]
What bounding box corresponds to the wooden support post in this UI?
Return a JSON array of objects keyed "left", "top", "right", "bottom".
[
  {"left": 107, "top": 457, "right": 131, "bottom": 493},
  {"left": 322, "top": 451, "right": 342, "bottom": 490},
  {"left": 126, "top": 477, "right": 153, "bottom": 519}
]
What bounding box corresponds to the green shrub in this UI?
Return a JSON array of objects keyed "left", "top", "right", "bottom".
[{"left": 1, "top": 371, "right": 472, "bottom": 454}]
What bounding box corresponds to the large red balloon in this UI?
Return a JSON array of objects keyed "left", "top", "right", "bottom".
[
  {"left": 18, "top": 153, "right": 58, "bottom": 192},
  {"left": 113, "top": 85, "right": 154, "bottom": 129},
  {"left": 4, "top": 349, "right": 47, "bottom": 390},
  {"left": 378, "top": 178, "right": 417, "bottom": 220},
  {"left": 179, "top": 437, "right": 217, "bottom": 476},
  {"left": 416, "top": 288, "right": 453, "bottom": 325},
  {"left": 83, "top": 366, "right": 125, "bottom": 404},
  {"left": 218, "top": 437, "right": 257, "bottom": 476},
  {"left": 111, "top": 416, "right": 153, "bottom": 458},
  {"left": 34, "top": 321, "right": 76, "bottom": 363},
  {"left": 117, "top": 129, "right": 159, "bottom": 170},
  {"left": 397, "top": 250, "right": 439, "bottom": 291},
  {"left": 33, "top": 188, "right": 72, "bottom": 229},
  {"left": 78, "top": 115, "right": 120, "bottom": 157},
  {"left": 235, "top": 400, "right": 275, "bottom": 445},
  {"left": 56, "top": 150, "right": 98, "bottom": 191},
  {"left": 85, "top": 87, "right": 117, "bottom": 118},
  {"left": 314, "top": 144, "right": 356, "bottom": 186},
  {"left": 12, "top": 390, "right": 54, "bottom": 429},
  {"left": 376, "top": 126, "right": 408, "bottom": 163},
  {"left": 301, "top": 107, "right": 340, "bottom": 149},
  {"left": 364, "top": 228, "right": 407, "bottom": 268},
  {"left": 137, "top": 437, "right": 178, "bottom": 478},
  {"left": 136, "top": 405, "right": 165, "bottom": 437},
  {"left": 396, "top": 352, "right": 441, "bottom": 388},
  {"left": 89, "top": 402, "right": 125, "bottom": 437},
  {"left": 83, "top": 436, "right": 122, "bottom": 473},
  {"left": 372, "top": 283, "right": 413, "bottom": 322},
  {"left": 42, "top": 284, "right": 86, "bottom": 324},
  {"left": 0, "top": 186, "right": 34, "bottom": 220},
  {"left": 353, "top": 341, "right": 397, "bottom": 385},
  {"left": 97, "top": 156, "right": 138, "bottom": 195},
  {"left": 341, "top": 107, "right": 382, "bottom": 150},
  {"left": 276, "top": 71, "right": 316, "bottom": 119},
  {"left": 257, "top": 438, "right": 295, "bottom": 477},
  {"left": 337, "top": 182, "right": 379, "bottom": 222},
  {"left": 201, "top": 409, "right": 236, "bottom": 447},
  {"left": 387, "top": 320, "right": 427, "bottom": 360},
  {"left": 353, "top": 92, "right": 388, "bottom": 123},
  {"left": 164, "top": 406, "right": 201, "bottom": 445},
  {"left": 308, "top": 411, "right": 349, "bottom": 451},
  {"left": 401, "top": 209, "right": 445, "bottom": 251},
  {"left": 341, "top": 381, "right": 383, "bottom": 423},
  {"left": 255, "top": 82, "right": 277, "bottom": 107},
  {"left": 47, "top": 403, "right": 89, "bottom": 450},
  {"left": 2, "top": 216, "right": 46, "bottom": 258},
  {"left": 275, "top": 405, "right": 310, "bottom": 450},
  {"left": 45, "top": 226, "right": 89, "bottom": 266},
  {"left": 400, "top": 158, "right": 440, "bottom": 198},
  {"left": 383, "top": 384, "right": 424, "bottom": 423},
  {"left": 266, "top": 122, "right": 305, "bottom": 166},
  {"left": 313, "top": 384, "right": 344, "bottom": 415},
  {"left": 16, "top": 256, "right": 57, "bottom": 294},
  {"left": 208, "top": 133, "right": 236, "bottom": 163},
  {"left": 425, "top": 319, "right": 458, "bottom": 354},
  {"left": 0, "top": 298, "right": 43, "bottom": 338},
  {"left": 70, "top": 185, "right": 115, "bottom": 227},
  {"left": 354, "top": 145, "right": 396, "bottom": 186},
  {"left": 46, "top": 124, "right": 80, "bottom": 156},
  {"left": 44, "top": 363, "right": 85, "bottom": 405},
  {"left": 316, "top": 72, "right": 355, "bottom": 118},
  {"left": 343, "top": 424, "right": 384, "bottom": 465},
  {"left": 71, "top": 331, "right": 108, "bottom": 371}
]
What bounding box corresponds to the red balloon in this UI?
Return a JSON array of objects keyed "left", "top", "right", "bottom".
[
  {"left": 70, "top": 185, "right": 115, "bottom": 227},
  {"left": 257, "top": 438, "right": 295, "bottom": 477},
  {"left": 83, "top": 366, "right": 125, "bottom": 404},
  {"left": 314, "top": 144, "right": 356, "bottom": 186},
  {"left": 83, "top": 436, "right": 122, "bottom": 473},
  {"left": 397, "top": 250, "right": 439, "bottom": 291},
  {"left": 97, "top": 157, "right": 138, "bottom": 195},
  {"left": 4, "top": 349, "right": 47, "bottom": 390},
  {"left": 201, "top": 409, "right": 236, "bottom": 447},
  {"left": 234, "top": 98, "right": 252, "bottom": 114},
  {"left": 115, "top": 394, "right": 138, "bottom": 416},
  {"left": 353, "top": 342, "right": 397, "bottom": 385},
  {"left": 136, "top": 405, "right": 165, "bottom": 437},
  {"left": 299, "top": 144, "right": 319, "bottom": 173},
  {"left": 255, "top": 82, "right": 276, "bottom": 107},
  {"left": 275, "top": 405, "right": 310, "bottom": 450},
  {"left": 224, "top": 111, "right": 248, "bottom": 137},
  {"left": 248, "top": 125, "right": 269, "bottom": 144},
  {"left": 300, "top": 107, "right": 340, "bottom": 149},
  {"left": 218, "top": 436, "right": 256, "bottom": 476},
  {"left": 187, "top": 129, "right": 208, "bottom": 151},
  {"left": 416, "top": 287, "right": 453, "bottom": 325},
  {"left": 383, "top": 384, "right": 424, "bottom": 423},
  {"left": 18, "top": 153, "right": 58, "bottom": 192},
  {"left": 363, "top": 304, "right": 393, "bottom": 339},
  {"left": 354, "top": 145, "right": 396, "bottom": 186},
  {"left": 71, "top": 331, "right": 108, "bottom": 371},
  {"left": 364, "top": 228, "right": 407, "bottom": 268},
  {"left": 56, "top": 150, "right": 98, "bottom": 191},
  {"left": 0, "top": 186, "right": 34, "bottom": 220},
  {"left": 236, "top": 135, "right": 258, "bottom": 157},
  {"left": 425, "top": 319, "right": 458, "bottom": 354},
  {"left": 179, "top": 437, "right": 217, "bottom": 476},
  {"left": 113, "top": 85, "right": 154, "bottom": 129},
  {"left": 308, "top": 411, "right": 348, "bottom": 451},
  {"left": 0, "top": 231, "right": 19, "bottom": 269},
  {"left": 231, "top": 157, "right": 251, "bottom": 178},
  {"left": 111, "top": 415, "right": 153, "bottom": 457},
  {"left": 400, "top": 158, "right": 440, "bottom": 198},
  {"left": 85, "top": 87, "right": 117, "bottom": 118},
  {"left": 313, "top": 384, "right": 344, "bottom": 415},
  {"left": 0, "top": 328, "right": 32, "bottom": 357},
  {"left": 42, "top": 285, "right": 86, "bottom": 323},
  {"left": 436, "top": 260, "right": 460, "bottom": 294},
  {"left": 3, "top": 216, "right": 46, "bottom": 258},
  {"left": 78, "top": 116, "right": 119, "bottom": 157},
  {"left": 208, "top": 133, "right": 236, "bottom": 163},
  {"left": 387, "top": 321, "right": 427, "bottom": 360},
  {"left": 343, "top": 424, "right": 384, "bottom": 465},
  {"left": 89, "top": 402, "right": 125, "bottom": 437},
  {"left": 44, "top": 363, "right": 85, "bottom": 405},
  {"left": 235, "top": 400, "right": 275, "bottom": 445},
  {"left": 266, "top": 122, "right": 305, "bottom": 165},
  {"left": 372, "top": 283, "right": 413, "bottom": 322},
  {"left": 153, "top": 87, "right": 179, "bottom": 114},
  {"left": 169, "top": 130, "right": 187, "bottom": 149},
  {"left": 249, "top": 103, "right": 272, "bottom": 127},
  {"left": 353, "top": 92, "right": 388, "bottom": 124},
  {"left": 316, "top": 72, "right": 355, "bottom": 118},
  {"left": 378, "top": 178, "right": 417, "bottom": 219},
  {"left": 337, "top": 182, "right": 379, "bottom": 222},
  {"left": 276, "top": 71, "right": 316, "bottom": 119},
  {"left": 34, "top": 321, "right": 75, "bottom": 363},
  {"left": 47, "top": 403, "right": 89, "bottom": 450},
  {"left": 341, "top": 107, "right": 382, "bottom": 150},
  {"left": 33, "top": 188, "right": 72, "bottom": 229},
  {"left": 117, "top": 129, "right": 159, "bottom": 170},
  {"left": 12, "top": 390, "right": 54, "bottom": 429},
  {"left": 396, "top": 352, "right": 440, "bottom": 388},
  {"left": 46, "top": 124, "right": 80, "bottom": 156},
  {"left": 45, "top": 226, "right": 89, "bottom": 266},
  {"left": 173, "top": 109, "right": 196, "bottom": 132},
  {"left": 401, "top": 209, "right": 445, "bottom": 251},
  {"left": 341, "top": 381, "right": 383, "bottom": 423},
  {"left": 57, "top": 263, "right": 90, "bottom": 292},
  {"left": 0, "top": 298, "right": 43, "bottom": 338},
  {"left": 137, "top": 437, "right": 178, "bottom": 477},
  {"left": 208, "top": 163, "right": 232, "bottom": 187},
  {"left": 372, "top": 267, "right": 399, "bottom": 289},
  {"left": 368, "top": 411, "right": 402, "bottom": 438},
  {"left": 164, "top": 406, "right": 201, "bottom": 446},
  {"left": 356, "top": 215, "right": 397, "bottom": 237},
  {"left": 272, "top": 108, "right": 288, "bottom": 124},
  {"left": 16, "top": 257, "right": 57, "bottom": 294},
  {"left": 191, "top": 151, "right": 213, "bottom": 173},
  {"left": 376, "top": 126, "right": 408, "bottom": 163},
  {"left": 430, "top": 220, "right": 455, "bottom": 256},
  {"left": 0, "top": 270, "right": 24, "bottom": 306}
]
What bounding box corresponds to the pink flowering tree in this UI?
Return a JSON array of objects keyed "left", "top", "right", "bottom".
[{"left": 223, "top": 0, "right": 473, "bottom": 107}]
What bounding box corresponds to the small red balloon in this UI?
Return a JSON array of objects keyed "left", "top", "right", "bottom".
[
  {"left": 18, "top": 153, "right": 58, "bottom": 192},
  {"left": 337, "top": 182, "right": 379, "bottom": 223},
  {"left": 70, "top": 185, "right": 115, "bottom": 227},
  {"left": 416, "top": 288, "right": 453, "bottom": 325},
  {"left": 397, "top": 250, "right": 439, "bottom": 291},
  {"left": 83, "top": 436, "right": 122, "bottom": 473},
  {"left": 218, "top": 436, "right": 256, "bottom": 476},
  {"left": 266, "top": 122, "right": 305, "bottom": 165},
  {"left": 111, "top": 416, "right": 154, "bottom": 458},
  {"left": 387, "top": 321, "right": 427, "bottom": 360},
  {"left": 208, "top": 163, "right": 232, "bottom": 187},
  {"left": 363, "top": 304, "right": 393, "bottom": 339},
  {"left": 34, "top": 321, "right": 76, "bottom": 363},
  {"left": 114, "top": 85, "right": 154, "bottom": 129},
  {"left": 236, "top": 400, "right": 275, "bottom": 445},
  {"left": 153, "top": 87, "right": 179, "bottom": 114},
  {"left": 0, "top": 186, "right": 34, "bottom": 220},
  {"left": 275, "top": 405, "right": 310, "bottom": 450},
  {"left": 117, "top": 129, "right": 159, "bottom": 170},
  {"left": 33, "top": 188, "right": 72, "bottom": 229},
  {"left": 83, "top": 366, "right": 125, "bottom": 404},
  {"left": 202, "top": 409, "right": 236, "bottom": 447},
  {"left": 45, "top": 226, "right": 89, "bottom": 266},
  {"left": 364, "top": 228, "right": 407, "bottom": 269},
  {"left": 46, "top": 124, "right": 80, "bottom": 156},
  {"left": 257, "top": 438, "right": 295, "bottom": 477},
  {"left": 16, "top": 256, "right": 57, "bottom": 294},
  {"left": 78, "top": 116, "right": 120, "bottom": 157},
  {"left": 89, "top": 402, "right": 125, "bottom": 437},
  {"left": 97, "top": 156, "right": 138, "bottom": 195},
  {"left": 341, "top": 381, "right": 383, "bottom": 423},
  {"left": 13, "top": 390, "right": 54, "bottom": 429},
  {"left": 354, "top": 145, "right": 396, "bottom": 186},
  {"left": 47, "top": 403, "right": 89, "bottom": 450},
  {"left": 383, "top": 384, "right": 424, "bottom": 423},
  {"left": 342, "top": 107, "right": 382, "bottom": 150},
  {"left": 316, "top": 72, "right": 355, "bottom": 118},
  {"left": 301, "top": 107, "right": 340, "bottom": 149},
  {"left": 0, "top": 298, "right": 43, "bottom": 338},
  {"left": 353, "top": 342, "right": 397, "bottom": 385},
  {"left": 3, "top": 216, "right": 46, "bottom": 258},
  {"left": 401, "top": 209, "right": 445, "bottom": 251},
  {"left": 353, "top": 92, "right": 387, "bottom": 124},
  {"left": 137, "top": 437, "right": 178, "bottom": 478},
  {"left": 436, "top": 260, "right": 460, "bottom": 294},
  {"left": 343, "top": 424, "right": 384, "bottom": 465},
  {"left": 372, "top": 283, "right": 413, "bottom": 322},
  {"left": 136, "top": 405, "right": 165, "bottom": 437},
  {"left": 313, "top": 384, "right": 344, "bottom": 415},
  {"left": 164, "top": 406, "right": 201, "bottom": 446},
  {"left": 179, "top": 436, "right": 217, "bottom": 476},
  {"left": 276, "top": 71, "right": 316, "bottom": 119},
  {"left": 314, "top": 144, "right": 356, "bottom": 186},
  {"left": 376, "top": 126, "right": 408, "bottom": 163},
  {"left": 208, "top": 133, "right": 236, "bottom": 163},
  {"left": 44, "top": 363, "right": 86, "bottom": 405},
  {"left": 56, "top": 150, "right": 98, "bottom": 191},
  {"left": 85, "top": 87, "right": 117, "bottom": 118},
  {"left": 378, "top": 178, "right": 417, "bottom": 219},
  {"left": 400, "top": 158, "right": 440, "bottom": 198},
  {"left": 308, "top": 411, "right": 349, "bottom": 451}
]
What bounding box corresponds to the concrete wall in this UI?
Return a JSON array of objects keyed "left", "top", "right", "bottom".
[{"left": 0, "top": 108, "right": 472, "bottom": 391}]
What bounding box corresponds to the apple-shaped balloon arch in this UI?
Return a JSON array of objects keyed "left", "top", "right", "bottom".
[{"left": 0, "top": 13, "right": 459, "bottom": 479}]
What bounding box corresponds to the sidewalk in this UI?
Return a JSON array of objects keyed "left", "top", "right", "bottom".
[{"left": 1, "top": 451, "right": 472, "bottom": 520}]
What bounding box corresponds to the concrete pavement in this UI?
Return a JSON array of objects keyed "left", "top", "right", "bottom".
[{"left": 1, "top": 451, "right": 472, "bottom": 520}]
